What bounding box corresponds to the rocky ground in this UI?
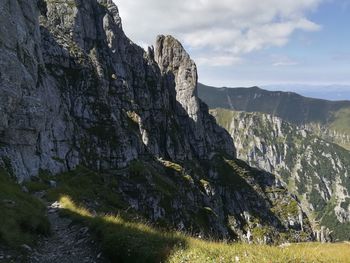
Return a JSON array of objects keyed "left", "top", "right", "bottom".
[
  {"left": 0, "top": 197, "right": 108, "bottom": 263},
  {"left": 27, "top": 199, "right": 107, "bottom": 263}
]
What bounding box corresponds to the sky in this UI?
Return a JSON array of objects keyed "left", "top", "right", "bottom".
[{"left": 114, "top": 0, "right": 350, "bottom": 97}]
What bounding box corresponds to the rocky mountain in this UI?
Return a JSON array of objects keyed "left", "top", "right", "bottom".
[
  {"left": 198, "top": 83, "right": 350, "bottom": 150},
  {"left": 211, "top": 108, "right": 350, "bottom": 240},
  {"left": 1, "top": 0, "right": 235, "bottom": 181},
  {"left": 0, "top": 0, "right": 313, "bottom": 245}
]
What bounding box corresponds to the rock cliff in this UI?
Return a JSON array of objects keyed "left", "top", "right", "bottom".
[
  {"left": 212, "top": 108, "right": 350, "bottom": 240},
  {"left": 0, "top": 0, "right": 312, "bottom": 242},
  {"left": 0, "top": 0, "right": 234, "bottom": 180}
]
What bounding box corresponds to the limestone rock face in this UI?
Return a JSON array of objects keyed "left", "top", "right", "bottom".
[
  {"left": 212, "top": 108, "right": 350, "bottom": 240},
  {"left": 0, "top": 0, "right": 68, "bottom": 179},
  {"left": 0, "top": 0, "right": 312, "bottom": 242},
  {"left": 0, "top": 0, "right": 234, "bottom": 181},
  {"left": 155, "top": 35, "right": 235, "bottom": 159},
  {"left": 156, "top": 35, "right": 199, "bottom": 120}
]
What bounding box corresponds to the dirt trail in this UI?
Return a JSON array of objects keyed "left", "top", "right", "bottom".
[{"left": 28, "top": 201, "right": 108, "bottom": 263}]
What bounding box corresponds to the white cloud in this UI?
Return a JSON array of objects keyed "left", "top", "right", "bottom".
[
  {"left": 196, "top": 55, "right": 243, "bottom": 67},
  {"left": 114, "top": 0, "right": 322, "bottom": 66},
  {"left": 273, "top": 61, "right": 299, "bottom": 67},
  {"left": 271, "top": 55, "right": 300, "bottom": 66}
]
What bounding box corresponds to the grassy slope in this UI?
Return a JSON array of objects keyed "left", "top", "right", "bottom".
[
  {"left": 0, "top": 157, "right": 347, "bottom": 262},
  {"left": 0, "top": 169, "right": 50, "bottom": 248},
  {"left": 0, "top": 163, "right": 348, "bottom": 262},
  {"left": 330, "top": 107, "right": 350, "bottom": 134},
  {"left": 24, "top": 165, "right": 346, "bottom": 262},
  {"left": 59, "top": 195, "right": 350, "bottom": 263}
]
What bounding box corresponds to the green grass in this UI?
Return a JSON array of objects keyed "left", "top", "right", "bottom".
[
  {"left": 24, "top": 180, "right": 50, "bottom": 193},
  {"left": 0, "top": 169, "right": 50, "bottom": 247},
  {"left": 320, "top": 201, "right": 350, "bottom": 241},
  {"left": 330, "top": 107, "right": 350, "bottom": 134},
  {"left": 17, "top": 160, "right": 348, "bottom": 262},
  {"left": 59, "top": 196, "right": 185, "bottom": 263},
  {"left": 169, "top": 240, "right": 350, "bottom": 263},
  {"left": 271, "top": 199, "right": 299, "bottom": 219},
  {"left": 209, "top": 108, "right": 237, "bottom": 131},
  {"left": 44, "top": 166, "right": 126, "bottom": 213},
  {"left": 59, "top": 195, "right": 350, "bottom": 263},
  {"left": 211, "top": 155, "right": 251, "bottom": 189},
  {"left": 20, "top": 163, "right": 349, "bottom": 262},
  {"left": 159, "top": 159, "right": 183, "bottom": 173}
]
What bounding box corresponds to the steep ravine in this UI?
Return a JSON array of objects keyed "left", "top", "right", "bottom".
[
  {"left": 212, "top": 109, "right": 350, "bottom": 241},
  {"left": 0, "top": 0, "right": 314, "bottom": 249}
]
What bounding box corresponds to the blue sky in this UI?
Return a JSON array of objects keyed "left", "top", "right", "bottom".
[
  {"left": 116, "top": 0, "right": 350, "bottom": 93},
  {"left": 194, "top": 0, "right": 350, "bottom": 87}
]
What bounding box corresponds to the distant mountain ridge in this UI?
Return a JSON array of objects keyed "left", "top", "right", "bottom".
[
  {"left": 263, "top": 84, "right": 350, "bottom": 101},
  {"left": 198, "top": 83, "right": 350, "bottom": 150}
]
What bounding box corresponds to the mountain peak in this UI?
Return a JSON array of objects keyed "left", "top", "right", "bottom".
[
  {"left": 0, "top": 0, "right": 313, "bottom": 250},
  {"left": 155, "top": 34, "right": 197, "bottom": 87},
  {"left": 155, "top": 34, "right": 198, "bottom": 114}
]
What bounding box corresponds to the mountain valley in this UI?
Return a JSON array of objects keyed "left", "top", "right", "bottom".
[
  {"left": 198, "top": 83, "right": 350, "bottom": 150},
  {"left": 0, "top": 0, "right": 349, "bottom": 262},
  {"left": 211, "top": 109, "right": 350, "bottom": 241}
]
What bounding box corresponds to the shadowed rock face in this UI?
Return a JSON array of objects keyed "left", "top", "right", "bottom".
[
  {"left": 156, "top": 35, "right": 199, "bottom": 119},
  {"left": 155, "top": 35, "right": 236, "bottom": 159},
  {"left": 0, "top": 0, "right": 314, "bottom": 242},
  {"left": 0, "top": 0, "right": 234, "bottom": 180}
]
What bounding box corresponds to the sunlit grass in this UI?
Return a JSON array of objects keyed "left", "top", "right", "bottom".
[
  {"left": 59, "top": 195, "right": 350, "bottom": 263},
  {"left": 59, "top": 196, "right": 185, "bottom": 262},
  {"left": 169, "top": 239, "right": 350, "bottom": 263},
  {"left": 60, "top": 196, "right": 92, "bottom": 218},
  {"left": 330, "top": 107, "right": 350, "bottom": 134}
]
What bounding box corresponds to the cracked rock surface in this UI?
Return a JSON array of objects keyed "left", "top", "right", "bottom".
[{"left": 0, "top": 0, "right": 313, "bottom": 244}]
